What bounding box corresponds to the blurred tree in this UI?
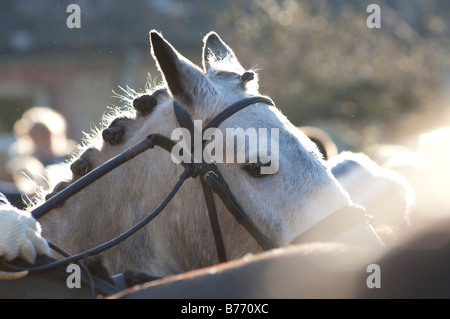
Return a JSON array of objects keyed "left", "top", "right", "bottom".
[
  {"left": 214, "top": 0, "right": 449, "bottom": 149},
  {"left": 1, "top": 0, "right": 450, "bottom": 149}
]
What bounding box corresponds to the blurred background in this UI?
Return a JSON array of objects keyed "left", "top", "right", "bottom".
[{"left": 1, "top": 0, "right": 449, "bottom": 209}]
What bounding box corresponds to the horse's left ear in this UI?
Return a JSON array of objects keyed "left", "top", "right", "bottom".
[
  {"left": 202, "top": 31, "right": 243, "bottom": 72},
  {"left": 150, "top": 30, "right": 214, "bottom": 109}
]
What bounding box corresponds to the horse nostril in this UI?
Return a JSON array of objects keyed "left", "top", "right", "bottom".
[{"left": 133, "top": 94, "right": 158, "bottom": 116}]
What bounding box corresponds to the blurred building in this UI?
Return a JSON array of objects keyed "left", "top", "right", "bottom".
[
  {"left": 1, "top": 0, "right": 449, "bottom": 184},
  {"left": 0, "top": 0, "right": 228, "bottom": 182}
]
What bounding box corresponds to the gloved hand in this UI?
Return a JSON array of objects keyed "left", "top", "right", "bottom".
[{"left": 0, "top": 195, "right": 50, "bottom": 263}]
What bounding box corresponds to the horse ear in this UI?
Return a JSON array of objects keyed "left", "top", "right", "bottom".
[
  {"left": 202, "top": 31, "right": 243, "bottom": 72},
  {"left": 150, "top": 30, "right": 213, "bottom": 108}
]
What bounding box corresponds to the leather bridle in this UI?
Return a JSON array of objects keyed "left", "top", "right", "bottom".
[
  {"left": 172, "top": 96, "right": 279, "bottom": 262},
  {"left": 2, "top": 95, "right": 372, "bottom": 277}
]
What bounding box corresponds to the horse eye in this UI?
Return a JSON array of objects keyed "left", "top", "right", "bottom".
[{"left": 244, "top": 161, "right": 271, "bottom": 178}]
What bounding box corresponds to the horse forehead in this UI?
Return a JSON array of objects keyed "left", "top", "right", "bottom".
[
  {"left": 218, "top": 105, "right": 316, "bottom": 155},
  {"left": 218, "top": 103, "right": 281, "bottom": 127},
  {"left": 219, "top": 105, "right": 302, "bottom": 142}
]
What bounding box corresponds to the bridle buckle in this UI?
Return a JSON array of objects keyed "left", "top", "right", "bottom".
[
  {"left": 203, "top": 170, "right": 222, "bottom": 193},
  {"left": 204, "top": 170, "right": 219, "bottom": 182}
]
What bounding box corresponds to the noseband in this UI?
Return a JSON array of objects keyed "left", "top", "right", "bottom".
[{"left": 3, "top": 95, "right": 371, "bottom": 275}]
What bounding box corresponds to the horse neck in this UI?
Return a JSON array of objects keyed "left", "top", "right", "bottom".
[
  {"left": 292, "top": 169, "right": 385, "bottom": 246},
  {"left": 332, "top": 224, "right": 385, "bottom": 246},
  {"left": 39, "top": 98, "right": 251, "bottom": 276}
]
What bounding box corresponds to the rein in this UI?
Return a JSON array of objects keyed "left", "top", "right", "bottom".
[
  {"left": 1, "top": 95, "right": 372, "bottom": 282},
  {"left": 2, "top": 96, "right": 278, "bottom": 275},
  {"left": 4, "top": 135, "right": 192, "bottom": 272}
]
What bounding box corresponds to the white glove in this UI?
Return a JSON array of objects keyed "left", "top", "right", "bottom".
[{"left": 0, "top": 200, "right": 50, "bottom": 263}]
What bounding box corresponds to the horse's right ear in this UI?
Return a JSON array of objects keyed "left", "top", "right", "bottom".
[
  {"left": 202, "top": 31, "right": 243, "bottom": 72},
  {"left": 150, "top": 30, "right": 214, "bottom": 109}
]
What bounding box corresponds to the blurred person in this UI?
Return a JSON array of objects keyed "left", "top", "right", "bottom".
[
  {"left": 6, "top": 107, "right": 75, "bottom": 197},
  {"left": 411, "top": 127, "right": 450, "bottom": 226}
]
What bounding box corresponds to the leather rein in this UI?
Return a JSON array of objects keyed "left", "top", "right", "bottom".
[{"left": 2, "top": 95, "right": 371, "bottom": 273}]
